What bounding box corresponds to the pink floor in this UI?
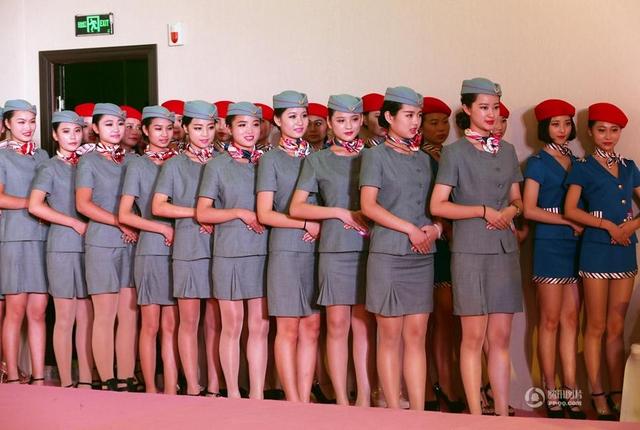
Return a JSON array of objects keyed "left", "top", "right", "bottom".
[{"left": 0, "top": 384, "right": 634, "bottom": 430}]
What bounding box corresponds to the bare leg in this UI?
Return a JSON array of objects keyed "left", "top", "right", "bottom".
[
  {"left": 376, "top": 315, "right": 403, "bottom": 409},
  {"left": 326, "top": 305, "right": 351, "bottom": 405},
  {"left": 582, "top": 278, "right": 611, "bottom": 413},
  {"left": 537, "top": 283, "right": 562, "bottom": 389},
  {"left": 115, "top": 287, "right": 138, "bottom": 382},
  {"left": 297, "top": 313, "right": 320, "bottom": 402},
  {"left": 460, "top": 315, "right": 488, "bottom": 415},
  {"left": 432, "top": 286, "right": 459, "bottom": 399},
  {"left": 218, "top": 299, "right": 244, "bottom": 398},
  {"left": 91, "top": 293, "right": 119, "bottom": 382},
  {"left": 558, "top": 283, "right": 581, "bottom": 389},
  {"left": 160, "top": 305, "right": 179, "bottom": 395},
  {"left": 178, "top": 298, "right": 201, "bottom": 395},
  {"left": 486, "top": 313, "right": 514, "bottom": 416},
  {"left": 203, "top": 298, "right": 222, "bottom": 394},
  {"left": 75, "top": 298, "right": 94, "bottom": 386},
  {"left": 53, "top": 298, "right": 77, "bottom": 387},
  {"left": 351, "top": 304, "right": 376, "bottom": 407},
  {"left": 275, "top": 317, "right": 301, "bottom": 401},
  {"left": 402, "top": 313, "right": 429, "bottom": 410},
  {"left": 139, "top": 304, "right": 160, "bottom": 393},
  {"left": 246, "top": 297, "right": 269, "bottom": 399}
]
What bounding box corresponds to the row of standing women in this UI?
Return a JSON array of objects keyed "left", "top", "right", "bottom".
[{"left": 0, "top": 78, "right": 636, "bottom": 421}]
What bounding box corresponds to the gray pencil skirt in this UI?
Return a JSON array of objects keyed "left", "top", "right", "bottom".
[
  {"left": 366, "top": 252, "right": 434, "bottom": 317},
  {"left": 173, "top": 258, "right": 213, "bottom": 299},
  {"left": 47, "top": 252, "right": 88, "bottom": 299},
  {"left": 267, "top": 251, "right": 319, "bottom": 317},
  {"left": 134, "top": 255, "right": 175, "bottom": 306},
  {"left": 317, "top": 252, "right": 367, "bottom": 306},
  {"left": 451, "top": 251, "right": 523, "bottom": 316},
  {"left": 85, "top": 245, "right": 133, "bottom": 295},
  {"left": 0, "top": 241, "right": 48, "bottom": 295},
  {"left": 213, "top": 255, "right": 266, "bottom": 300}
]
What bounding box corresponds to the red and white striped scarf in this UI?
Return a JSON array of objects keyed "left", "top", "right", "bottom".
[
  {"left": 1, "top": 140, "right": 36, "bottom": 156},
  {"left": 187, "top": 143, "right": 214, "bottom": 164},
  {"left": 227, "top": 143, "right": 263, "bottom": 164},
  {"left": 278, "top": 137, "right": 311, "bottom": 158},
  {"left": 386, "top": 132, "right": 422, "bottom": 152},
  {"left": 332, "top": 137, "right": 365, "bottom": 154},
  {"left": 464, "top": 129, "right": 502, "bottom": 154},
  {"left": 144, "top": 146, "right": 177, "bottom": 161},
  {"left": 96, "top": 142, "right": 126, "bottom": 164}
]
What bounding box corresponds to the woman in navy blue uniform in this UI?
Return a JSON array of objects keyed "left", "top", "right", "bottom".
[
  {"left": 564, "top": 102, "right": 639, "bottom": 420},
  {"left": 523, "top": 99, "right": 585, "bottom": 419}
]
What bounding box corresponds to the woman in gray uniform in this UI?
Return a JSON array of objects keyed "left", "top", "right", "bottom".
[
  {"left": 256, "top": 90, "right": 321, "bottom": 402},
  {"left": 289, "top": 94, "right": 375, "bottom": 407},
  {"left": 29, "top": 111, "right": 94, "bottom": 388},
  {"left": 152, "top": 100, "right": 222, "bottom": 397},
  {"left": 197, "top": 102, "right": 269, "bottom": 399},
  {"left": 430, "top": 78, "right": 523, "bottom": 416},
  {"left": 76, "top": 103, "right": 138, "bottom": 391},
  {"left": 119, "top": 106, "right": 179, "bottom": 394},
  {"left": 360, "top": 87, "right": 439, "bottom": 410},
  {"left": 0, "top": 99, "right": 49, "bottom": 385}
]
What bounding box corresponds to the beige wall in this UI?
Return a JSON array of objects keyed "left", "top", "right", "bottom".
[{"left": 2, "top": 0, "right": 640, "bottom": 409}]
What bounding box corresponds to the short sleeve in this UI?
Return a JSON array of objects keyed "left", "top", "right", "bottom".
[
  {"left": 31, "top": 163, "right": 54, "bottom": 194},
  {"left": 121, "top": 161, "right": 141, "bottom": 198},
  {"left": 256, "top": 152, "right": 277, "bottom": 192},
  {"left": 435, "top": 144, "right": 458, "bottom": 187},
  {"left": 0, "top": 154, "right": 7, "bottom": 187},
  {"left": 359, "top": 147, "right": 383, "bottom": 188},
  {"left": 629, "top": 160, "right": 640, "bottom": 188},
  {"left": 565, "top": 160, "right": 588, "bottom": 188},
  {"left": 523, "top": 155, "right": 545, "bottom": 184},
  {"left": 75, "top": 155, "right": 95, "bottom": 189},
  {"left": 198, "top": 160, "right": 220, "bottom": 200},
  {"left": 511, "top": 149, "right": 524, "bottom": 183},
  {"left": 154, "top": 158, "right": 175, "bottom": 197},
  {"left": 295, "top": 157, "right": 318, "bottom": 193}
]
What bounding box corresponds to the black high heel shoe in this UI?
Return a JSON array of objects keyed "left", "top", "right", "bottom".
[
  {"left": 606, "top": 391, "right": 622, "bottom": 416},
  {"left": 424, "top": 384, "right": 440, "bottom": 412},
  {"left": 591, "top": 392, "right": 616, "bottom": 421},
  {"left": 562, "top": 386, "right": 586, "bottom": 419},
  {"left": 311, "top": 382, "right": 336, "bottom": 404},
  {"left": 433, "top": 382, "right": 465, "bottom": 413}
]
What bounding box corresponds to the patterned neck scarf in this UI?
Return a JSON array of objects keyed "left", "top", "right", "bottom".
[
  {"left": 227, "top": 143, "right": 263, "bottom": 164},
  {"left": 421, "top": 142, "right": 442, "bottom": 158},
  {"left": 386, "top": 132, "right": 422, "bottom": 152},
  {"left": 213, "top": 140, "right": 229, "bottom": 153},
  {"left": 332, "top": 137, "right": 364, "bottom": 154},
  {"left": 96, "top": 142, "right": 126, "bottom": 164},
  {"left": 256, "top": 141, "right": 273, "bottom": 152},
  {"left": 144, "top": 146, "right": 177, "bottom": 161},
  {"left": 56, "top": 150, "right": 79, "bottom": 165},
  {"left": 366, "top": 135, "right": 386, "bottom": 148},
  {"left": 595, "top": 147, "right": 626, "bottom": 168},
  {"left": 278, "top": 136, "right": 311, "bottom": 158},
  {"left": 464, "top": 129, "right": 502, "bottom": 154},
  {"left": 187, "top": 143, "right": 214, "bottom": 164},
  {"left": 1, "top": 140, "right": 36, "bottom": 156},
  {"left": 546, "top": 142, "right": 573, "bottom": 157}
]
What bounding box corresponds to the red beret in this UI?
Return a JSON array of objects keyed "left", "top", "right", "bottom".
[
  {"left": 534, "top": 99, "right": 575, "bottom": 121},
  {"left": 362, "top": 93, "right": 384, "bottom": 113},
  {"left": 422, "top": 97, "right": 451, "bottom": 116},
  {"left": 161, "top": 99, "right": 184, "bottom": 116},
  {"left": 120, "top": 105, "right": 142, "bottom": 121},
  {"left": 255, "top": 103, "right": 274, "bottom": 122},
  {"left": 307, "top": 102, "right": 328, "bottom": 118},
  {"left": 74, "top": 102, "right": 95, "bottom": 117},
  {"left": 588, "top": 102, "right": 628, "bottom": 128},
  {"left": 499, "top": 102, "right": 510, "bottom": 119},
  {"left": 214, "top": 100, "right": 233, "bottom": 118}
]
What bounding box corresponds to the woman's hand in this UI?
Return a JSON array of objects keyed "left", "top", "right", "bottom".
[
  {"left": 340, "top": 209, "right": 369, "bottom": 234},
  {"left": 408, "top": 225, "right": 430, "bottom": 254},
  {"left": 567, "top": 220, "right": 584, "bottom": 236},
  {"left": 159, "top": 224, "right": 174, "bottom": 246},
  {"left": 199, "top": 223, "right": 214, "bottom": 235},
  {"left": 72, "top": 219, "right": 88, "bottom": 236},
  {"left": 484, "top": 206, "right": 515, "bottom": 230},
  {"left": 302, "top": 221, "right": 320, "bottom": 242},
  {"left": 237, "top": 209, "right": 266, "bottom": 234},
  {"left": 119, "top": 223, "right": 138, "bottom": 244},
  {"left": 604, "top": 220, "right": 631, "bottom": 246}
]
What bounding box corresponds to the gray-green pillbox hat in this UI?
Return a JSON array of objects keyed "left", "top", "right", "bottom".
[
  {"left": 142, "top": 105, "right": 175, "bottom": 122},
  {"left": 384, "top": 87, "right": 423, "bottom": 108},
  {"left": 93, "top": 103, "right": 126, "bottom": 119},
  {"left": 4, "top": 99, "right": 37, "bottom": 115},
  {"left": 273, "top": 90, "right": 308, "bottom": 109},
  {"left": 52, "top": 110, "right": 84, "bottom": 126},
  {"left": 184, "top": 100, "right": 218, "bottom": 121},
  {"left": 327, "top": 94, "right": 363, "bottom": 114},
  {"left": 227, "top": 102, "right": 262, "bottom": 119},
  {"left": 460, "top": 77, "right": 502, "bottom": 97}
]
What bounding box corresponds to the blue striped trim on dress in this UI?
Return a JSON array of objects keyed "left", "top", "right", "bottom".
[
  {"left": 533, "top": 276, "right": 579, "bottom": 285},
  {"left": 579, "top": 270, "right": 638, "bottom": 279},
  {"left": 542, "top": 207, "right": 560, "bottom": 214}
]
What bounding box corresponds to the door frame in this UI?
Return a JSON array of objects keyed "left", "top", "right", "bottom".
[{"left": 38, "top": 44, "right": 158, "bottom": 153}]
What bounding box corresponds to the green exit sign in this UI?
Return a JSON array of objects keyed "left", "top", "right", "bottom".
[{"left": 75, "top": 13, "right": 114, "bottom": 36}]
